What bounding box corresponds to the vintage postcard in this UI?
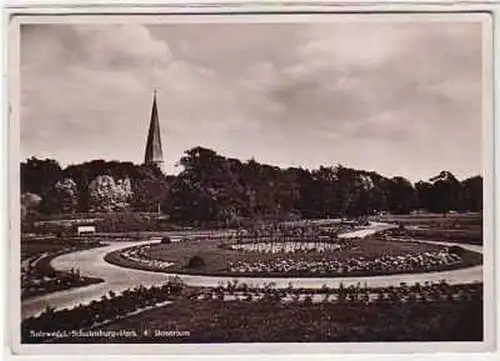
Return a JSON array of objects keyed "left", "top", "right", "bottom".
[{"left": 7, "top": 5, "right": 496, "bottom": 356}]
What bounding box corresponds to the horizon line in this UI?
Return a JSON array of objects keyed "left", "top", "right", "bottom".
[{"left": 20, "top": 153, "right": 482, "bottom": 184}]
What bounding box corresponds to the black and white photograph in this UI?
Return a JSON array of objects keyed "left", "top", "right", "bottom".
[{"left": 9, "top": 10, "right": 495, "bottom": 354}]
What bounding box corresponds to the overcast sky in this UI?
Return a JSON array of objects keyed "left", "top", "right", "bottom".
[{"left": 21, "top": 19, "right": 484, "bottom": 182}]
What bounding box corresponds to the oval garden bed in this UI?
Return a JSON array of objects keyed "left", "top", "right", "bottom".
[{"left": 104, "top": 235, "right": 483, "bottom": 278}]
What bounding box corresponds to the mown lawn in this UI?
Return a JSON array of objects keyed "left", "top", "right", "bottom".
[
  {"left": 141, "top": 237, "right": 447, "bottom": 267},
  {"left": 379, "top": 213, "right": 483, "bottom": 244},
  {"left": 89, "top": 297, "right": 483, "bottom": 342},
  {"left": 379, "top": 213, "right": 482, "bottom": 229}
]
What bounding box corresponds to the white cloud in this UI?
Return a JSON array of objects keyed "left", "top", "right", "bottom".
[{"left": 20, "top": 20, "right": 484, "bottom": 181}]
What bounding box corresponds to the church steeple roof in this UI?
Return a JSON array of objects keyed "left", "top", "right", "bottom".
[{"left": 144, "top": 91, "right": 164, "bottom": 171}]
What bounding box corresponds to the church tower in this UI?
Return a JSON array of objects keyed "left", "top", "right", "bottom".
[{"left": 144, "top": 91, "right": 165, "bottom": 174}]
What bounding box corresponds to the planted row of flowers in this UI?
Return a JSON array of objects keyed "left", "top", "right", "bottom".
[
  {"left": 228, "top": 248, "right": 462, "bottom": 275},
  {"left": 190, "top": 279, "right": 482, "bottom": 304},
  {"left": 118, "top": 244, "right": 175, "bottom": 270}
]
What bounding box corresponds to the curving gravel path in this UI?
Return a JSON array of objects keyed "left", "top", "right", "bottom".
[{"left": 21, "top": 222, "right": 482, "bottom": 319}]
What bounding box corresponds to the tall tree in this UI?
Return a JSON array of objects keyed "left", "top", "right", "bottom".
[
  {"left": 415, "top": 180, "right": 433, "bottom": 211},
  {"left": 88, "top": 175, "right": 133, "bottom": 212},
  {"left": 53, "top": 178, "right": 79, "bottom": 214},
  {"left": 167, "top": 147, "right": 233, "bottom": 224},
  {"left": 20, "top": 193, "right": 42, "bottom": 220},
  {"left": 461, "top": 176, "right": 482, "bottom": 212},
  {"left": 386, "top": 176, "right": 417, "bottom": 214},
  {"left": 21, "top": 157, "right": 62, "bottom": 197},
  {"left": 427, "top": 171, "right": 463, "bottom": 215}
]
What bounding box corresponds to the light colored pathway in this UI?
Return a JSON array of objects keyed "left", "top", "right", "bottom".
[{"left": 21, "top": 223, "right": 482, "bottom": 319}]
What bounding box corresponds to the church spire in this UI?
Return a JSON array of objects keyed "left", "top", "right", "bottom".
[{"left": 144, "top": 90, "right": 165, "bottom": 173}]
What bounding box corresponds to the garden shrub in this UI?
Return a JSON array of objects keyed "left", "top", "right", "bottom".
[
  {"left": 187, "top": 255, "right": 206, "bottom": 269},
  {"left": 448, "top": 245, "right": 465, "bottom": 257}
]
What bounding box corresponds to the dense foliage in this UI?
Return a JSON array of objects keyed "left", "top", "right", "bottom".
[{"left": 20, "top": 147, "right": 482, "bottom": 226}]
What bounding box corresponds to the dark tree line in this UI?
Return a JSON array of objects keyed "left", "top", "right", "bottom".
[
  {"left": 21, "top": 157, "right": 171, "bottom": 215},
  {"left": 20, "top": 147, "right": 482, "bottom": 225}
]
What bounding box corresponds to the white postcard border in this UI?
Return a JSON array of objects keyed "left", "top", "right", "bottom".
[{"left": 3, "top": 2, "right": 498, "bottom": 357}]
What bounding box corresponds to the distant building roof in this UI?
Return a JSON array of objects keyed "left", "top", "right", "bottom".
[{"left": 77, "top": 225, "right": 96, "bottom": 234}]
